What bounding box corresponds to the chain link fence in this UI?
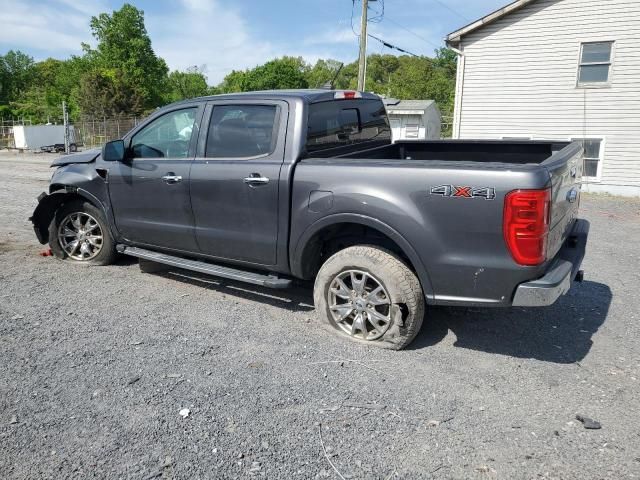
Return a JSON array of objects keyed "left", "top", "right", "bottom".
[
  {"left": 0, "top": 116, "right": 142, "bottom": 150},
  {"left": 441, "top": 115, "right": 454, "bottom": 139},
  {"left": 0, "top": 118, "right": 33, "bottom": 148},
  {"left": 4, "top": 113, "right": 452, "bottom": 149},
  {"left": 75, "top": 116, "right": 141, "bottom": 149}
]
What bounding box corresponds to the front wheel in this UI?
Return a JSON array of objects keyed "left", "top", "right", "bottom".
[
  {"left": 48, "top": 199, "right": 117, "bottom": 265},
  {"left": 313, "top": 246, "right": 425, "bottom": 350}
]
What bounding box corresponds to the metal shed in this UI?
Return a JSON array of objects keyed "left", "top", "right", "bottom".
[{"left": 383, "top": 99, "right": 441, "bottom": 142}]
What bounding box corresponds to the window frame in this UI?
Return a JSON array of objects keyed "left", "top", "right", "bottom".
[
  {"left": 576, "top": 41, "right": 615, "bottom": 88},
  {"left": 571, "top": 136, "right": 605, "bottom": 182},
  {"left": 404, "top": 124, "right": 420, "bottom": 139},
  {"left": 201, "top": 102, "right": 282, "bottom": 161},
  {"left": 126, "top": 105, "right": 201, "bottom": 161},
  {"left": 305, "top": 99, "right": 392, "bottom": 155}
]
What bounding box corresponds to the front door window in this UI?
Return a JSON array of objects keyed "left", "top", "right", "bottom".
[{"left": 131, "top": 108, "right": 197, "bottom": 159}]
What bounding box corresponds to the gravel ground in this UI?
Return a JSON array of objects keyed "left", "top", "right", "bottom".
[{"left": 1, "top": 151, "right": 639, "bottom": 480}]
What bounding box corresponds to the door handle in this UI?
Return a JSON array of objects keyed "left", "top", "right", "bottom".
[
  {"left": 244, "top": 174, "right": 270, "bottom": 186},
  {"left": 162, "top": 174, "right": 183, "bottom": 184}
]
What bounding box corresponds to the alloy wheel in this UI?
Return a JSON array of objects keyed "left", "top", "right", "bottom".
[
  {"left": 57, "top": 212, "right": 104, "bottom": 261},
  {"left": 327, "top": 270, "right": 392, "bottom": 341}
]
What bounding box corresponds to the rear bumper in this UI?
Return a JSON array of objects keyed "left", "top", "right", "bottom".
[{"left": 512, "top": 219, "right": 589, "bottom": 307}]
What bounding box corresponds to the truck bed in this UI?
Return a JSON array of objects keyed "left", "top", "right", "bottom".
[
  {"left": 337, "top": 140, "right": 570, "bottom": 165},
  {"left": 294, "top": 139, "right": 583, "bottom": 306}
]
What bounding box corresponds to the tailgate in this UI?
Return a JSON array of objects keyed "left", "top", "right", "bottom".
[{"left": 545, "top": 142, "right": 583, "bottom": 260}]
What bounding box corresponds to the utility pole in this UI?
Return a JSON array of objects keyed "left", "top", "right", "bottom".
[
  {"left": 357, "top": 0, "right": 369, "bottom": 91},
  {"left": 62, "top": 101, "right": 70, "bottom": 154}
]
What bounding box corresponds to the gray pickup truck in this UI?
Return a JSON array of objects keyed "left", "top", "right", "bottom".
[{"left": 31, "top": 90, "right": 588, "bottom": 350}]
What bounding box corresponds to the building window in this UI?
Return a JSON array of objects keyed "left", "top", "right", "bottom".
[
  {"left": 578, "top": 42, "right": 614, "bottom": 86},
  {"left": 405, "top": 124, "right": 419, "bottom": 138},
  {"left": 572, "top": 138, "right": 603, "bottom": 179}
]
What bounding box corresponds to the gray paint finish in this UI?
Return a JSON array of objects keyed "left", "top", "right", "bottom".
[{"left": 33, "top": 91, "right": 587, "bottom": 308}]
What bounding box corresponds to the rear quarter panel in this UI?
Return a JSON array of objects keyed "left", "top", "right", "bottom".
[{"left": 290, "top": 159, "right": 553, "bottom": 306}]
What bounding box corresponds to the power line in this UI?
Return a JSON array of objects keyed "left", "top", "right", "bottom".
[
  {"left": 382, "top": 15, "right": 443, "bottom": 51},
  {"left": 429, "top": 0, "right": 470, "bottom": 22},
  {"left": 349, "top": 0, "right": 359, "bottom": 36},
  {"left": 350, "top": 0, "right": 384, "bottom": 36},
  {"left": 367, "top": 34, "right": 419, "bottom": 57},
  {"left": 368, "top": 0, "right": 385, "bottom": 23}
]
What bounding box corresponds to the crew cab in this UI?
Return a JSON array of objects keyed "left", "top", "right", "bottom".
[{"left": 31, "top": 90, "right": 589, "bottom": 349}]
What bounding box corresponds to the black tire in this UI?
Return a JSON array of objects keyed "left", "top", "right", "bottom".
[
  {"left": 313, "top": 245, "right": 425, "bottom": 350},
  {"left": 69, "top": 143, "right": 78, "bottom": 153},
  {"left": 48, "top": 199, "right": 118, "bottom": 266}
]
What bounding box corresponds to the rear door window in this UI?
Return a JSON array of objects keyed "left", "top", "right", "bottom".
[
  {"left": 306, "top": 99, "right": 390, "bottom": 154},
  {"left": 206, "top": 105, "right": 278, "bottom": 158}
]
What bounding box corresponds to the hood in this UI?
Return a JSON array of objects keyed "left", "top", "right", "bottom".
[{"left": 51, "top": 148, "right": 102, "bottom": 167}]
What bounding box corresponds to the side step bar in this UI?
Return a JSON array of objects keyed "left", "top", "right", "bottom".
[{"left": 118, "top": 245, "right": 292, "bottom": 289}]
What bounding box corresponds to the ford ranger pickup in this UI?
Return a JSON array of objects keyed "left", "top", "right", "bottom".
[{"left": 30, "top": 90, "right": 589, "bottom": 349}]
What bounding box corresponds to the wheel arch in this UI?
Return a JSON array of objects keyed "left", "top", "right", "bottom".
[
  {"left": 31, "top": 186, "right": 111, "bottom": 245},
  {"left": 291, "top": 214, "right": 434, "bottom": 301}
]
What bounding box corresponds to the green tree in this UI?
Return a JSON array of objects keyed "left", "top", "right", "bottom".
[
  {"left": 220, "top": 56, "right": 309, "bottom": 93},
  {"left": 10, "top": 56, "right": 93, "bottom": 123},
  {"left": 218, "top": 69, "right": 249, "bottom": 93},
  {"left": 84, "top": 3, "right": 168, "bottom": 109},
  {"left": 305, "top": 59, "right": 345, "bottom": 89},
  {"left": 76, "top": 69, "right": 144, "bottom": 117},
  {"left": 12, "top": 59, "right": 68, "bottom": 122},
  {"left": 165, "top": 67, "right": 210, "bottom": 102},
  {"left": 363, "top": 54, "right": 401, "bottom": 94},
  {"left": 433, "top": 47, "right": 458, "bottom": 78},
  {"left": 0, "top": 50, "right": 36, "bottom": 106}
]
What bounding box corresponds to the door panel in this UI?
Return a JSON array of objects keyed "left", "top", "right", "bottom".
[
  {"left": 190, "top": 102, "right": 287, "bottom": 266},
  {"left": 108, "top": 106, "right": 201, "bottom": 251}
]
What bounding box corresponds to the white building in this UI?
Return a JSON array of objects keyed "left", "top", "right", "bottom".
[
  {"left": 446, "top": 0, "right": 640, "bottom": 196},
  {"left": 12, "top": 125, "right": 76, "bottom": 151},
  {"left": 383, "top": 99, "right": 441, "bottom": 142}
]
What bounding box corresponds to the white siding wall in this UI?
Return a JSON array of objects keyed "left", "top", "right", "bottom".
[{"left": 455, "top": 0, "right": 640, "bottom": 195}]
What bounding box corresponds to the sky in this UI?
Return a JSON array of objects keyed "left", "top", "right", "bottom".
[{"left": 0, "top": 0, "right": 508, "bottom": 84}]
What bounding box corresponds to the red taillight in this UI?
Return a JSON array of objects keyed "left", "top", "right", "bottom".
[
  {"left": 334, "top": 91, "right": 361, "bottom": 100},
  {"left": 503, "top": 189, "right": 551, "bottom": 266}
]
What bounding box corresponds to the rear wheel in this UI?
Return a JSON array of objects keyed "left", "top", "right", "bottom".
[
  {"left": 314, "top": 245, "right": 425, "bottom": 350},
  {"left": 48, "top": 200, "right": 117, "bottom": 265}
]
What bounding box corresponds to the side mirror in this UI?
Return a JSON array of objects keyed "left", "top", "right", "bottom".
[{"left": 102, "top": 139, "right": 126, "bottom": 162}]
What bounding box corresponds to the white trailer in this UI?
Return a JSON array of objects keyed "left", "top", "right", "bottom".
[
  {"left": 12, "top": 125, "right": 77, "bottom": 152},
  {"left": 383, "top": 99, "right": 441, "bottom": 142}
]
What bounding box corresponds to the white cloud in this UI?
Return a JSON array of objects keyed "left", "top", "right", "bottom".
[
  {"left": 146, "top": 0, "right": 277, "bottom": 84},
  {"left": 303, "top": 27, "right": 357, "bottom": 47},
  {"left": 0, "top": 0, "right": 106, "bottom": 55},
  {"left": 146, "top": 0, "right": 362, "bottom": 84},
  {"left": 0, "top": 0, "right": 447, "bottom": 86}
]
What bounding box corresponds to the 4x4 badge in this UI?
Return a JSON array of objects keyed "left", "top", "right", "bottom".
[{"left": 431, "top": 185, "right": 496, "bottom": 200}]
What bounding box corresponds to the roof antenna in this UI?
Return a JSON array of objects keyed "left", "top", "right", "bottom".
[{"left": 320, "top": 63, "right": 344, "bottom": 90}]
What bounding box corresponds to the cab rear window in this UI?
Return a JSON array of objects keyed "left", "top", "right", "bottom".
[{"left": 306, "top": 99, "right": 391, "bottom": 154}]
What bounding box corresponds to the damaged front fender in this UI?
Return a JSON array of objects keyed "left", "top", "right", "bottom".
[{"left": 29, "top": 190, "right": 76, "bottom": 244}]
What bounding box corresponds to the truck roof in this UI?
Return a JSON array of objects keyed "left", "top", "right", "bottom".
[{"left": 170, "top": 89, "right": 382, "bottom": 107}]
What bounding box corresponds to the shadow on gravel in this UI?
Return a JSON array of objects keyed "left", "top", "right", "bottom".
[
  {"left": 410, "top": 281, "right": 612, "bottom": 364},
  {"left": 114, "top": 255, "right": 138, "bottom": 266},
  {"left": 156, "top": 268, "right": 315, "bottom": 313}
]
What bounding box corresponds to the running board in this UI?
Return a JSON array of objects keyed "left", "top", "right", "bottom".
[{"left": 118, "top": 245, "right": 292, "bottom": 289}]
